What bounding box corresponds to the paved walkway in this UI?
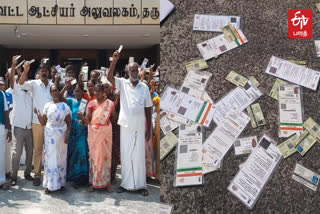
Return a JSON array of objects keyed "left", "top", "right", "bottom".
[{"left": 0, "top": 168, "right": 160, "bottom": 214}]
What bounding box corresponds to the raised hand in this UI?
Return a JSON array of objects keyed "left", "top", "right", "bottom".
[
  {"left": 23, "top": 61, "right": 30, "bottom": 72},
  {"left": 113, "top": 51, "right": 120, "bottom": 62},
  {"left": 12, "top": 55, "right": 19, "bottom": 66}
]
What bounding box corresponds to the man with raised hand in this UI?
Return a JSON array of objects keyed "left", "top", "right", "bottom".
[
  {"left": 19, "top": 61, "right": 53, "bottom": 186},
  {"left": 107, "top": 51, "right": 153, "bottom": 196},
  {"left": 10, "top": 56, "right": 34, "bottom": 186}
]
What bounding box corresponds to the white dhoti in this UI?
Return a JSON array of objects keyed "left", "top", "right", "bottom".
[
  {"left": 0, "top": 125, "right": 6, "bottom": 185},
  {"left": 120, "top": 126, "right": 146, "bottom": 190}
]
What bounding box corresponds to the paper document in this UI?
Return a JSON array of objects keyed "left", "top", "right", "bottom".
[
  {"left": 180, "top": 70, "right": 212, "bottom": 98},
  {"left": 303, "top": 117, "right": 320, "bottom": 141},
  {"left": 160, "top": 132, "right": 178, "bottom": 161},
  {"left": 296, "top": 130, "right": 317, "bottom": 156},
  {"left": 203, "top": 110, "right": 250, "bottom": 167},
  {"left": 193, "top": 14, "right": 240, "bottom": 32},
  {"left": 315, "top": 40, "right": 320, "bottom": 57},
  {"left": 292, "top": 163, "right": 319, "bottom": 191},
  {"left": 185, "top": 59, "right": 208, "bottom": 72},
  {"left": 278, "top": 84, "right": 303, "bottom": 138},
  {"left": 213, "top": 80, "right": 262, "bottom": 125},
  {"left": 226, "top": 70, "right": 248, "bottom": 88},
  {"left": 160, "top": 87, "right": 215, "bottom": 127},
  {"left": 247, "top": 103, "right": 266, "bottom": 128},
  {"left": 197, "top": 28, "right": 248, "bottom": 60},
  {"left": 228, "top": 135, "right": 282, "bottom": 209},
  {"left": 175, "top": 124, "right": 203, "bottom": 187},
  {"left": 269, "top": 78, "right": 288, "bottom": 100},
  {"left": 277, "top": 134, "right": 299, "bottom": 158},
  {"left": 160, "top": 110, "right": 179, "bottom": 135},
  {"left": 234, "top": 136, "right": 258, "bottom": 155},
  {"left": 265, "top": 56, "right": 320, "bottom": 90},
  {"left": 160, "top": 0, "right": 174, "bottom": 22}
]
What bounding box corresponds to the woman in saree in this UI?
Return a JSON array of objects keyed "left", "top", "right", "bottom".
[
  {"left": 78, "top": 83, "right": 113, "bottom": 192},
  {"left": 34, "top": 84, "right": 72, "bottom": 194},
  {"left": 63, "top": 83, "right": 89, "bottom": 186}
]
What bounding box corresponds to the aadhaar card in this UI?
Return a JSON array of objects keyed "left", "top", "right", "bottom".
[
  {"left": 226, "top": 70, "right": 249, "bottom": 88},
  {"left": 80, "top": 66, "right": 89, "bottom": 81},
  {"left": 296, "top": 131, "right": 317, "bottom": 156},
  {"left": 247, "top": 103, "right": 266, "bottom": 128},
  {"left": 175, "top": 124, "right": 203, "bottom": 187},
  {"left": 160, "top": 86, "right": 215, "bottom": 127},
  {"left": 228, "top": 135, "right": 282, "bottom": 209},
  {"left": 234, "top": 136, "right": 258, "bottom": 155},
  {"left": 269, "top": 78, "right": 288, "bottom": 100},
  {"left": 193, "top": 14, "right": 240, "bottom": 32},
  {"left": 160, "top": 132, "right": 178, "bottom": 161},
  {"left": 278, "top": 84, "right": 303, "bottom": 138},
  {"left": 166, "top": 112, "right": 193, "bottom": 126},
  {"left": 197, "top": 28, "right": 248, "bottom": 61},
  {"left": 185, "top": 59, "right": 208, "bottom": 72},
  {"left": 202, "top": 110, "right": 250, "bottom": 167},
  {"left": 213, "top": 80, "right": 262, "bottom": 125},
  {"left": 78, "top": 99, "right": 88, "bottom": 114},
  {"left": 292, "top": 163, "right": 319, "bottom": 191},
  {"left": 265, "top": 56, "right": 320, "bottom": 90},
  {"left": 277, "top": 133, "right": 299, "bottom": 158},
  {"left": 180, "top": 70, "right": 212, "bottom": 98},
  {"left": 160, "top": 110, "right": 179, "bottom": 135},
  {"left": 303, "top": 117, "right": 320, "bottom": 141}
]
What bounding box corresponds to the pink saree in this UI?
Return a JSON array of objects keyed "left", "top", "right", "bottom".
[{"left": 87, "top": 99, "right": 113, "bottom": 188}]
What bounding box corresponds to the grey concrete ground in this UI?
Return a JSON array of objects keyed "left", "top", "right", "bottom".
[
  {"left": 0, "top": 167, "right": 160, "bottom": 214},
  {"left": 161, "top": 0, "right": 320, "bottom": 213}
]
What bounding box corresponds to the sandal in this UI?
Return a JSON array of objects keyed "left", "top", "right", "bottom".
[
  {"left": 116, "top": 186, "right": 127, "bottom": 193},
  {"left": 44, "top": 188, "right": 50, "bottom": 194},
  {"left": 138, "top": 189, "right": 149, "bottom": 196},
  {"left": 1, "top": 183, "right": 9, "bottom": 190}
]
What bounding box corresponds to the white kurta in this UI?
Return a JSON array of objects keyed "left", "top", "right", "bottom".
[{"left": 115, "top": 77, "right": 153, "bottom": 190}]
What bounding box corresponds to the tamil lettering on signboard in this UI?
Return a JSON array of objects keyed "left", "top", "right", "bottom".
[{"left": 0, "top": 0, "right": 159, "bottom": 24}]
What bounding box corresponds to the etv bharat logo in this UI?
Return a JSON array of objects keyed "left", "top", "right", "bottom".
[{"left": 288, "top": 9, "right": 312, "bottom": 39}]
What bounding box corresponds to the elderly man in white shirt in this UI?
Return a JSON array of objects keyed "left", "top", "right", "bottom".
[
  {"left": 10, "top": 57, "right": 34, "bottom": 186},
  {"left": 19, "top": 61, "right": 53, "bottom": 186},
  {"left": 108, "top": 51, "right": 153, "bottom": 196}
]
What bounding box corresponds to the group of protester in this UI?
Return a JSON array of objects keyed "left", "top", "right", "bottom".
[{"left": 0, "top": 50, "right": 160, "bottom": 197}]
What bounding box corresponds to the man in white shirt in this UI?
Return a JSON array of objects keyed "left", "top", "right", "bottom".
[
  {"left": 108, "top": 51, "right": 153, "bottom": 196},
  {"left": 19, "top": 61, "right": 53, "bottom": 186},
  {"left": 10, "top": 57, "right": 34, "bottom": 186}
]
